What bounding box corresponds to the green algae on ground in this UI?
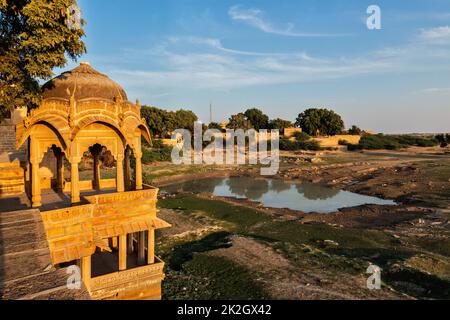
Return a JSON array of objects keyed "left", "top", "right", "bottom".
[
  {"left": 163, "top": 254, "right": 268, "bottom": 300},
  {"left": 159, "top": 195, "right": 271, "bottom": 231}
]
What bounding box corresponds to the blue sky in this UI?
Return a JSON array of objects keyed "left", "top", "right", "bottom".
[{"left": 63, "top": 0, "right": 450, "bottom": 133}]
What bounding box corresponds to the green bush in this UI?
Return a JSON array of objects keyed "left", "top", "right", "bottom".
[
  {"left": 392, "top": 135, "right": 439, "bottom": 147},
  {"left": 338, "top": 139, "right": 350, "bottom": 146},
  {"left": 293, "top": 131, "right": 311, "bottom": 142},
  {"left": 280, "top": 139, "right": 321, "bottom": 151},
  {"left": 141, "top": 147, "right": 172, "bottom": 164},
  {"left": 358, "top": 135, "right": 403, "bottom": 150},
  {"left": 347, "top": 134, "right": 439, "bottom": 151}
]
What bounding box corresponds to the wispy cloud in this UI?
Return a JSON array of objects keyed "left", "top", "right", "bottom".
[
  {"left": 228, "top": 5, "right": 346, "bottom": 37},
  {"left": 422, "top": 87, "right": 450, "bottom": 94},
  {"left": 418, "top": 26, "right": 450, "bottom": 44},
  {"left": 112, "top": 25, "right": 450, "bottom": 94},
  {"left": 111, "top": 37, "right": 393, "bottom": 91},
  {"left": 167, "top": 36, "right": 321, "bottom": 61}
]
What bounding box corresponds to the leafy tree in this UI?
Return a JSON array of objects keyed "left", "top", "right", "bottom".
[
  {"left": 227, "top": 113, "right": 253, "bottom": 130},
  {"left": 269, "top": 118, "right": 293, "bottom": 133},
  {"left": 295, "top": 108, "right": 345, "bottom": 136},
  {"left": 141, "top": 106, "right": 177, "bottom": 138},
  {"left": 141, "top": 106, "right": 199, "bottom": 138},
  {"left": 0, "top": 0, "right": 86, "bottom": 120},
  {"left": 244, "top": 108, "right": 269, "bottom": 130},
  {"left": 348, "top": 125, "right": 362, "bottom": 135},
  {"left": 208, "top": 122, "right": 223, "bottom": 131},
  {"left": 435, "top": 134, "right": 449, "bottom": 148},
  {"left": 174, "top": 109, "right": 198, "bottom": 133}
]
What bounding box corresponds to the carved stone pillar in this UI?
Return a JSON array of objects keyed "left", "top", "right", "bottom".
[
  {"left": 111, "top": 237, "right": 118, "bottom": 249},
  {"left": 89, "top": 144, "right": 103, "bottom": 191},
  {"left": 70, "top": 157, "right": 81, "bottom": 204},
  {"left": 93, "top": 153, "right": 101, "bottom": 190},
  {"left": 119, "top": 235, "right": 127, "bottom": 271},
  {"left": 116, "top": 154, "right": 125, "bottom": 192},
  {"left": 135, "top": 151, "right": 143, "bottom": 190},
  {"left": 30, "top": 159, "right": 41, "bottom": 208},
  {"left": 147, "top": 229, "right": 155, "bottom": 265},
  {"left": 55, "top": 149, "right": 65, "bottom": 192},
  {"left": 138, "top": 231, "right": 145, "bottom": 265},
  {"left": 127, "top": 233, "right": 134, "bottom": 254},
  {"left": 124, "top": 146, "right": 131, "bottom": 191},
  {"left": 30, "top": 138, "right": 41, "bottom": 208},
  {"left": 81, "top": 255, "right": 91, "bottom": 291}
]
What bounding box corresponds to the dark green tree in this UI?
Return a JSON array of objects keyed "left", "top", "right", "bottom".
[
  {"left": 269, "top": 118, "right": 293, "bottom": 134},
  {"left": 348, "top": 125, "right": 362, "bottom": 135},
  {"left": 0, "top": 0, "right": 86, "bottom": 120},
  {"left": 295, "top": 108, "right": 345, "bottom": 136},
  {"left": 208, "top": 122, "right": 223, "bottom": 131},
  {"left": 174, "top": 109, "right": 198, "bottom": 133},
  {"left": 141, "top": 106, "right": 199, "bottom": 138},
  {"left": 141, "top": 106, "right": 177, "bottom": 138},
  {"left": 244, "top": 108, "right": 269, "bottom": 130},
  {"left": 227, "top": 113, "right": 253, "bottom": 130}
]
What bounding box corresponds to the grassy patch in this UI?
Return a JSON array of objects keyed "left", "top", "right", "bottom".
[
  {"left": 159, "top": 195, "right": 271, "bottom": 231},
  {"left": 163, "top": 254, "right": 268, "bottom": 300},
  {"left": 164, "top": 232, "right": 233, "bottom": 271},
  {"left": 412, "top": 238, "right": 450, "bottom": 257},
  {"left": 249, "top": 221, "right": 395, "bottom": 250}
]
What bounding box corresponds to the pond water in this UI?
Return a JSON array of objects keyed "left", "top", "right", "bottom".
[{"left": 161, "top": 177, "right": 396, "bottom": 214}]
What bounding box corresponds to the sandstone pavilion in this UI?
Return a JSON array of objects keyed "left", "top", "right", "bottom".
[{"left": 0, "top": 62, "right": 170, "bottom": 300}]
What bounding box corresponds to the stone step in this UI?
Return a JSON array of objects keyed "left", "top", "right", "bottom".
[
  {"left": 1, "top": 267, "right": 91, "bottom": 300},
  {"left": 0, "top": 248, "right": 52, "bottom": 283},
  {"left": 0, "top": 168, "right": 23, "bottom": 179},
  {"left": 0, "top": 163, "right": 25, "bottom": 197},
  {"left": 0, "top": 161, "right": 21, "bottom": 169}
]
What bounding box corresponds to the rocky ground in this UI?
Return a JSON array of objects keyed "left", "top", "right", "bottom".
[{"left": 148, "top": 147, "right": 450, "bottom": 300}]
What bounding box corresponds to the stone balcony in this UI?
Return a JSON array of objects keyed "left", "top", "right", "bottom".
[{"left": 90, "top": 257, "right": 165, "bottom": 300}]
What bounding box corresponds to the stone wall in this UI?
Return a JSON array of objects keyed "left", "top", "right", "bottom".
[
  {"left": 0, "top": 120, "right": 27, "bottom": 163},
  {"left": 0, "top": 121, "right": 16, "bottom": 154},
  {"left": 313, "top": 135, "right": 361, "bottom": 148}
]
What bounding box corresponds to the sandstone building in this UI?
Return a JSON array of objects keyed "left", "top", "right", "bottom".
[{"left": 0, "top": 63, "right": 170, "bottom": 300}]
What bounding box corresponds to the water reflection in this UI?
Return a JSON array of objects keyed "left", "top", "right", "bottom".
[{"left": 162, "top": 177, "right": 396, "bottom": 214}]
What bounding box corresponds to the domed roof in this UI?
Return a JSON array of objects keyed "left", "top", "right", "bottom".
[{"left": 42, "top": 62, "right": 128, "bottom": 102}]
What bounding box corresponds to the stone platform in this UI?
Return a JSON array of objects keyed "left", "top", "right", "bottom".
[{"left": 0, "top": 208, "right": 90, "bottom": 300}]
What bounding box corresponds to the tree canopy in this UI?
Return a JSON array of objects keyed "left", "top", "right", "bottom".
[
  {"left": 269, "top": 118, "right": 293, "bottom": 133},
  {"left": 208, "top": 122, "right": 223, "bottom": 131},
  {"left": 141, "top": 106, "right": 198, "bottom": 138},
  {"left": 295, "top": 108, "right": 345, "bottom": 136},
  {"left": 244, "top": 108, "right": 269, "bottom": 130},
  {"left": 348, "top": 125, "right": 362, "bottom": 135},
  {"left": 227, "top": 113, "right": 253, "bottom": 130},
  {"left": 0, "top": 0, "right": 86, "bottom": 120}
]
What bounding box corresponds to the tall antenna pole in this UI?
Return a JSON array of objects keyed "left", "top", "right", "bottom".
[{"left": 209, "top": 101, "right": 213, "bottom": 124}]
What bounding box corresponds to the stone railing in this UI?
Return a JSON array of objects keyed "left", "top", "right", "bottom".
[
  {"left": 89, "top": 258, "right": 165, "bottom": 300},
  {"left": 41, "top": 186, "right": 161, "bottom": 265}
]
